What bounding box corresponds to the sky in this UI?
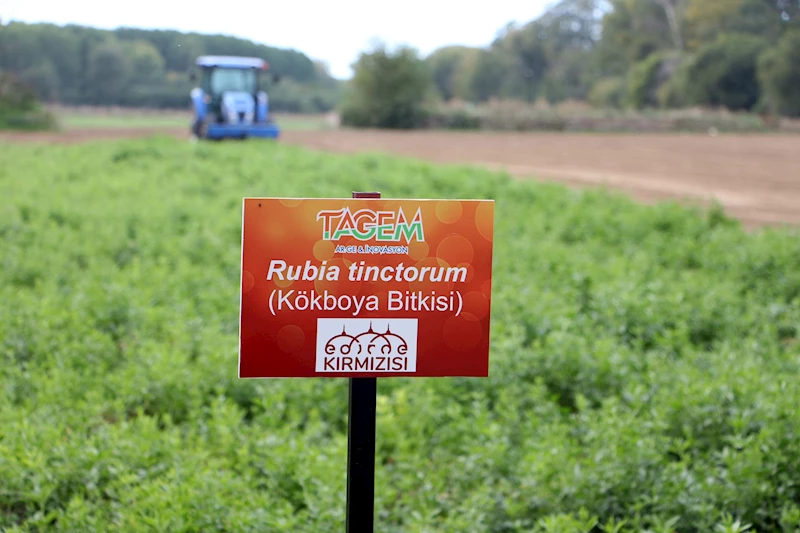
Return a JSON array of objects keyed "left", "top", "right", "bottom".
[{"left": 0, "top": 0, "right": 552, "bottom": 79}]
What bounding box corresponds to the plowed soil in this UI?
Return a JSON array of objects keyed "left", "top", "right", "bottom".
[
  {"left": 279, "top": 130, "right": 800, "bottom": 229},
  {"left": 3, "top": 127, "right": 799, "bottom": 229}
]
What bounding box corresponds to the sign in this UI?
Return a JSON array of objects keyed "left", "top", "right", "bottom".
[{"left": 238, "top": 197, "right": 494, "bottom": 378}]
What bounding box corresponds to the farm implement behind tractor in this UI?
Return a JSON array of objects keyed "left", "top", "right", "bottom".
[{"left": 189, "top": 55, "right": 281, "bottom": 140}]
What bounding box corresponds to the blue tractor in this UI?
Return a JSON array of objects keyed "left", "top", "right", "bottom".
[{"left": 189, "top": 55, "right": 281, "bottom": 140}]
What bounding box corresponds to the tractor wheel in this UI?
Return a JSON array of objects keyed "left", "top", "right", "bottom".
[{"left": 192, "top": 119, "right": 208, "bottom": 139}]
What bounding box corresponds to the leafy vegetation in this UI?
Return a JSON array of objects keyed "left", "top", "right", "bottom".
[
  {"left": 0, "top": 72, "right": 57, "bottom": 131},
  {"left": 1, "top": 137, "right": 800, "bottom": 532},
  {"left": 424, "top": 100, "right": 789, "bottom": 133},
  {"left": 626, "top": 52, "right": 675, "bottom": 110},
  {"left": 340, "top": 42, "right": 435, "bottom": 129},
  {"left": 335, "top": 0, "right": 800, "bottom": 130},
  {"left": 588, "top": 77, "right": 626, "bottom": 110},
  {"left": 757, "top": 29, "right": 800, "bottom": 117},
  {"left": 414, "top": 0, "right": 800, "bottom": 116},
  {"left": 0, "top": 21, "right": 341, "bottom": 112},
  {"left": 6, "top": 0, "right": 800, "bottom": 121},
  {"left": 680, "top": 33, "right": 769, "bottom": 112}
]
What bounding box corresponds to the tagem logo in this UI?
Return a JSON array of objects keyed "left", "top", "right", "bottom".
[
  {"left": 316, "top": 207, "right": 424, "bottom": 242},
  {"left": 316, "top": 318, "right": 418, "bottom": 373}
]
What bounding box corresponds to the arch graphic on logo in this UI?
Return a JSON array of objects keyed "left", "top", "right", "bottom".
[
  {"left": 324, "top": 322, "right": 409, "bottom": 356},
  {"left": 316, "top": 318, "right": 418, "bottom": 372}
]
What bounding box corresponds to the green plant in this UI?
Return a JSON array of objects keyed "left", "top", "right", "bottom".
[
  {"left": 757, "top": 29, "right": 800, "bottom": 117},
  {"left": 339, "top": 42, "right": 434, "bottom": 129},
  {"left": 683, "top": 33, "right": 769, "bottom": 111},
  {"left": 627, "top": 52, "right": 681, "bottom": 110},
  {"left": 0, "top": 136, "right": 799, "bottom": 531},
  {"left": 0, "top": 72, "right": 57, "bottom": 131},
  {"left": 426, "top": 106, "right": 481, "bottom": 130},
  {"left": 589, "top": 77, "right": 627, "bottom": 109},
  {"left": 425, "top": 99, "right": 779, "bottom": 133}
]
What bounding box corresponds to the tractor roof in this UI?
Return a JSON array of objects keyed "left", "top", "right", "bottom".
[{"left": 195, "top": 56, "right": 267, "bottom": 69}]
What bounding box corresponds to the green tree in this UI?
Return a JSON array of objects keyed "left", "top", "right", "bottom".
[
  {"left": 0, "top": 72, "right": 38, "bottom": 112},
  {"left": 19, "top": 60, "right": 59, "bottom": 101},
  {"left": 757, "top": 29, "right": 800, "bottom": 116},
  {"left": 121, "top": 40, "right": 168, "bottom": 106},
  {"left": 685, "top": 0, "right": 785, "bottom": 47},
  {"left": 683, "top": 33, "right": 769, "bottom": 110},
  {"left": 452, "top": 0, "right": 602, "bottom": 103},
  {"left": 0, "top": 22, "right": 340, "bottom": 110},
  {"left": 525, "top": 0, "right": 603, "bottom": 102},
  {"left": 446, "top": 47, "right": 481, "bottom": 100},
  {"left": 589, "top": 76, "right": 627, "bottom": 108},
  {"left": 0, "top": 72, "right": 57, "bottom": 130},
  {"left": 597, "top": 0, "right": 675, "bottom": 73},
  {"left": 544, "top": 48, "right": 598, "bottom": 102},
  {"left": 339, "top": 42, "right": 433, "bottom": 129},
  {"left": 468, "top": 49, "right": 512, "bottom": 102},
  {"left": 36, "top": 24, "right": 81, "bottom": 100},
  {"left": 129, "top": 40, "right": 166, "bottom": 83},
  {"left": 652, "top": 0, "right": 686, "bottom": 51},
  {"left": 0, "top": 23, "right": 40, "bottom": 73},
  {"left": 87, "top": 38, "right": 132, "bottom": 104},
  {"left": 426, "top": 46, "right": 473, "bottom": 101},
  {"left": 534, "top": 0, "right": 601, "bottom": 55},
  {"left": 627, "top": 52, "right": 674, "bottom": 108},
  {"left": 509, "top": 25, "right": 550, "bottom": 102}
]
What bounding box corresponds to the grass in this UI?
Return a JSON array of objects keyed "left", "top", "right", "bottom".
[
  {"left": 58, "top": 114, "right": 190, "bottom": 129},
  {"left": 427, "top": 100, "right": 800, "bottom": 133},
  {"left": 54, "top": 107, "right": 332, "bottom": 132},
  {"left": 0, "top": 136, "right": 799, "bottom": 532}
]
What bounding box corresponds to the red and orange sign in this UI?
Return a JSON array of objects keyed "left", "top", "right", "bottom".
[{"left": 238, "top": 198, "right": 494, "bottom": 378}]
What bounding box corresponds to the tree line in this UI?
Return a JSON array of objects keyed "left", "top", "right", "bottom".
[
  {"left": 0, "top": 21, "right": 342, "bottom": 112},
  {"left": 3, "top": 1, "right": 798, "bottom": 122},
  {"left": 342, "top": 0, "right": 800, "bottom": 128}
]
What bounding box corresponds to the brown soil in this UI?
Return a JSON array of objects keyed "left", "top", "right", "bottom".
[
  {"left": 280, "top": 130, "right": 800, "bottom": 230},
  {"left": 3, "top": 127, "right": 798, "bottom": 229}
]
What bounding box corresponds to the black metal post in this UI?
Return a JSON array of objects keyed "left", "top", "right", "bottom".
[
  {"left": 346, "top": 191, "right": 380, "bottom": 533},
  {"left": 346, "top": 377, "right": 377, "bottom": 532}
]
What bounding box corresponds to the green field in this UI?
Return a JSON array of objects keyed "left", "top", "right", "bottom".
[
  {"left": 57, "top": 114, "right": 190, "bottom": 130},
  {"left": 1, "top": 137, "right": 799, "bottom": 532},
  {"left": 55, "top": 110, "right": 330, "bottom": 131}
]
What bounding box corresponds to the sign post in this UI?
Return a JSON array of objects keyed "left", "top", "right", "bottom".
[
  {"left": 238, "top": 191, "right": 495, "bottom": 532},
  {"left": 346, "top": 370, "right": 377, "bottom": 532},
  {"left": 346, "top": 191, "right": 380, "bottom": 533}
]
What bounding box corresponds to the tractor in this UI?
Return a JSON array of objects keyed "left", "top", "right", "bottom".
[{"left": 189, "top": 55, "right": 281, "bottom": 140}]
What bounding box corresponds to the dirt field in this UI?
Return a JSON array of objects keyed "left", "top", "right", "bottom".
[
  {"left": 278, "top": 130, "right": 800, "bottom": 229},
  {"left": 2, "top": 127, "right": 799, "bottom": 229}
]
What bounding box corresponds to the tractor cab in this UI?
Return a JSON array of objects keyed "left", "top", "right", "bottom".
[{"left": 189, "top": 55, "right": 281, "bottom": 140}]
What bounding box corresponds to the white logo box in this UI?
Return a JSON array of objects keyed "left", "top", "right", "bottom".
[{"left": 316, "top": 318, "right": 418, "bottom": 373}]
